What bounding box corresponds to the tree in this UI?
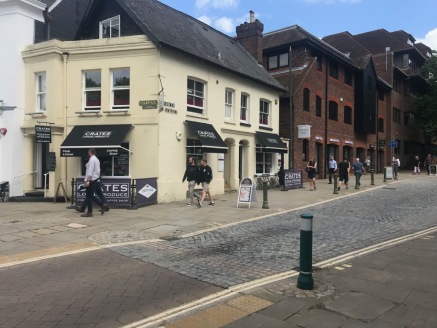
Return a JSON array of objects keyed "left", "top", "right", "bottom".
[{"left": 417, "top": 50, "right": 437, "bottom": 138}]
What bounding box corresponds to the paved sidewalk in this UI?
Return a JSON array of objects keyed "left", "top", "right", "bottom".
[
  {"left": 0, "top": 173, "right": 422, "bottom": 265},
  {"left": 163, "top": 230, "right": 437, "bottom": 328}
]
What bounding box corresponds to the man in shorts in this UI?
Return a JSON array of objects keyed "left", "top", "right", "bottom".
[
  {"left": 197, "top": 159, "right": 214, "bottom": 208},
  {"left": 337, "top": 157, "right": 350, "bottom": 191}
]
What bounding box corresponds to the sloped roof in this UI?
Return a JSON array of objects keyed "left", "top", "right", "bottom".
[
  {"left": 353, "top": 29, "right": 414, "bottom": 54},
  {"left": 263, "top": 25, "right": 355, "bottom": 68},
  {"left": 109, "top": 0, "right": 285, "bottom": 91},
  {"left": 415, "top": 42, "right": 433, "bottom": 58}
]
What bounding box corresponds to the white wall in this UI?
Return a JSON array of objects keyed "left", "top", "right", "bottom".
[{"left": 0, "top": 0, "right": 45, "bottom": 195}]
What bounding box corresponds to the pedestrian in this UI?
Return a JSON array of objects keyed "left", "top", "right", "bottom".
[
  {"left": 364, "top": 156, "right": 371, "bottom": 174},
  {"left": 78, "top": 148, "right": 108, "bottom": 217},
  {"left": 424, "top": 154, "right": 433, "bottom": 175},
  {"left": 306, "top": 157, "right": 317, "bottom": 191},
  {"left": 197, "top": 159, "right": 214, "bottom": 208},
  {"left": 337, "top": 157, "right": 350, "bottom": 191},
  {"left": 182, "top": 156, "right": 199, "bottom": 206},
  {"left": 413, "top": 155, "right": 420, "bottom": 175},
  {"left": 352, "top": 157, "right": 363, "bottom": 187},
  {"left": 392, "top": 156, "right": 400, "bottom": 179},
  {"left": 328, "top": 155, "right": 337, "bottom": 184}
]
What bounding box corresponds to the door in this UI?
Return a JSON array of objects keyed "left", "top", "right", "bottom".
[{"left": 36, "top": 142, "right": 49, "bottom": 189}]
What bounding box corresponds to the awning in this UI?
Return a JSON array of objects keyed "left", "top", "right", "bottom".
[
  {"left": 60, "top": 124, "right": 131, "bottom": 157},
  {"left": 185, "top": 120, "right": 228, "bottom": 153},
  {"left": 256, "top": 131, "right": 288, "bottom": 153}
]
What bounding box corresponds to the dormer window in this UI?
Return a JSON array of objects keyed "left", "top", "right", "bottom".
[
  {"left": 407, "top": 38, "right": 413, "bottom": 46},
  {"left": 100, "top": 16, "right": 120, "bottom": 38}
]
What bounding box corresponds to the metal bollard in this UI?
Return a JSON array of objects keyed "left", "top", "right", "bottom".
[
  {"left": 297, "top": 213, "right": 314, "bottom": 290},
  {"left": 383, "top": 167, "right": 387, "bottom": 182},
  {"left": 262, "top": 180, "right": 269, "bottom": 209},
  {"left": 355, "top": 173, "right": 360, "bottom": 189},
  {"left": 371, "top": 169, "right": 375, "bottom": 185},
  {"left": 333, "top": 173, "right": 339, "bottom": 194}
]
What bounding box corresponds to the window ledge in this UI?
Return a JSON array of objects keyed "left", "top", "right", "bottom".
[
  {"left": 186, "top": 113, "right": 208, "bottom": 120},
  {"left": 224, "top": 120, "right": 236, "bottom": 125},
  {"left": 240, "top": 122, "right": 251, "bottom": 127},
  {"left": 75, "top": 111, "right": 102, "bottom": 117},
  {"left": 103, "top": 109, "right": 130, "bottom": 116},
  {"left": 259, "top": 126, "right": 273, "bottom": 131},
  {"left": 26, "top": 112, "right": 46, "bottom": 118}
]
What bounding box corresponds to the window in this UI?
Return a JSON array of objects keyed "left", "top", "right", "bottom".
[
  {"left": 316, "top": 56, "right": 323, "bottom": 71},
  {"left": 225, "top": 89, "right": 234, "bottom": 120},
  {"left": 268, "top": 56, "right": 277, "bottom": 69},
  {"left": 240, "top": 93, "right": 249, "bottom": 122},
  {"left": 378, "top": 90, "right": 385, "bottom": 101},
  {"left": 404, "top": 112, "right": 416, "bottom": 126},
  {"left": 81, "top": 144, "right": 129, "bottom": 177},
  {"left": 328, "top": 101, "right": 338, "bottom": 121},
  {"left": 378, "top": 118, "right": 384, "bottom": 132},
  {"left": 83, "top": 70, "right": 101, "bottom": 111},
  {"left": 279, "top": 53, "right": 288, "bottom": 67},
  {"left": 344, "top": 106, "right": 352, "bottom": 124},
  {"left": 186, "top": 139, "right": 204, "bottom": 159},
  {"left": 393, "top": 107, "right": 401, "bottom": 123},
  {"left": 344, "top": 68, "right": 353, "bottom": 86},
  {"left": 302, "top": 139, "right": 309, "bottom": 161},
  {"left": 36, "top": 72, "right": 46, "bottom": 112},
  {"left": 268, "top": 53, "right": 288, "bottom": 69},
  {"left": 100, "top": 16, "right": 120, "bottom": 38},
  {"left": 256, "top": 146, "right": 273, "bottom": 174},
  {"left": 329, "top": 61, "right": 338, "bottom": 79},
  {"left": 259, "top": 100, "right": 270, "bottom": 126},
  {"left": 303, "top": 88, "right": 310, "bottom": 112},
  {"left": 111, "top": 68, "right": 130, "bottom": 110},
  {"left": 315, "top": 95, "right": 322, "bottom": 117},
  {"left": 187, "top": 79, "right": 205, "bottom": 115},
  {"left": 393, "top": 79, "right": 401, "bottom": 93}
]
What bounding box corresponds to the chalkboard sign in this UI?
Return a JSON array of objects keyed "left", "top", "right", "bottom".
[
  {"left": 47, "top": 152, "right": 56, "bottom": 171},
  {"left": 430, "top": 165, "right": 437, "bottom": 176}
]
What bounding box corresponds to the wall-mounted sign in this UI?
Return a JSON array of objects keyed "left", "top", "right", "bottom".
[
  {"left": 329, "top": 138, "right": 339, "bottom": 143},
  {"left": 47, "top": 152, "right": 56, "bottom": 171},
  {"left": 379, "top": 139, "right": 385, "bottom": 149},
  {"left": 369, "top": 144, "right": 375, "bottom": 149},
  {"left": 345, "top": 140, "right": 353, "bottom": 145},
  {"left": 35, "top": 125, "right": 51, "bottom": 143},
  {"left": 139, "top": 100, "right": 158, "bottom": 109},
  {"left": 159, "top": 99, "right": 177, "bottom": 114},
  {"left": 315, "top": 136, "right": 323, "bottom": 141},
  {"left": 297, "top": 125, "right": 311, "bottom": 139}
]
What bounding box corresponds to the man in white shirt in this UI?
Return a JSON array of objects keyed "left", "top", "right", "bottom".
[
  {"left": 80, "top": 148, "right": 108, "bottom": 217},
  {"left": 328, "top": 155, "right": 337, "bottom": 184}
]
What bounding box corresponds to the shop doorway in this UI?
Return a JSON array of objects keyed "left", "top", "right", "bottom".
[
  {"left": 377, "top": 151, "right": 384, "bottom": 173},
  {"left": 35, "top": 142, "right": 49, "bottom": 189},
  {"left": 315, "top": 142, "right": 323, "bottom": 175}
]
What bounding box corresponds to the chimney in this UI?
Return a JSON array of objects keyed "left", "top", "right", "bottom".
[{"left": 236, "top": 10, "right": 264, "bottom": 64}]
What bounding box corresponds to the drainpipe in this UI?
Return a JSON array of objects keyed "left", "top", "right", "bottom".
[
  {"left": 62, "top": 52, "right": 69, "bottom": 187},
  {"left": 323, "top": 58, "right": 329, "bottom": 179},
  {"left": 289, "top": 46, "right": 294, "bottom": 169}
]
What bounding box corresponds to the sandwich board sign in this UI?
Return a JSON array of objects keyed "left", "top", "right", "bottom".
[
  {"left": 385, "top": 166, "right": 393, "bottom": 180},
  {"left": 237, "top": 177, "right": 257, "bottom": 208}
]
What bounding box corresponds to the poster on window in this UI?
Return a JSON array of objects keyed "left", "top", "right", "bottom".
[
  {"left": 283, "top": 169, "right": 303, "bottom": 190},
  {"left": 76, "top": 178, "right": 131, "bottom": 207}
]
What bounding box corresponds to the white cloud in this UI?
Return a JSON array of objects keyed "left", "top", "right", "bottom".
[
  {"left": 198, "top": 15, "right": 213, "bottom": 26},
  {"left": 196, "top": 0, "right": 239, "bottom": 9},
  {"left": 416, "top": 28, "right": 437, "bottom": 52},
  {"left": 214, "top": 17, "right": 235, "bottom": 34}
]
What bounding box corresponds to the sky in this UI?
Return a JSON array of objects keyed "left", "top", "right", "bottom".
[{"left": 159, "top": 0, "right": 437, "bottom": 51}]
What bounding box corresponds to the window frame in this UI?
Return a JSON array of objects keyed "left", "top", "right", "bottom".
[
  {"left": 303, "top": 88, "right": 310, "bottom": 112},
  {"left": 240, "top": 93, "right": 250, "bottom": 123},
  {"left": 256, "top": 146, "right": 274, "bottom": 175},
  {"left": 99, "top": 15, "right": 120, "bottom": 39},
  {"left": 393, "top": 107, "right": 401, "bottom": 124},
  {"left": 344, "top": 106, "right": 352, "bottom": 124},
  {"left": 225, "top": 88, "right": 234, "bottom": 121},
  {"left": 344, "top": 68, "right": 353, "bottom": 86},
  {"left": 83, "top": 70, "right": 102, "bottom": 111},
  {"left": 328, "top": 101, "right": 338, "bottom": 121},
  {"left": 378, "top": 118, "right": 384, "bottom": 133},
  {"left": 315, "top": 95, "right": 322, "bottom": 117},
  {"left": 111, "top": 68, "right": 130, "bottom": 110},
  {"left": 259, "top": 99, "right": 271, "bottom": 127},
  {"left": 187, "top": 78, "right": 206, "bottom": 115},
  {"left": 36, "top": 72, "right": 46, "bottom": 112},
  {"left": 329, "top": 61, "right": 338, "bottom": 79}
]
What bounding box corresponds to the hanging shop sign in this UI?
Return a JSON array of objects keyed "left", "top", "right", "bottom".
[
  {"left": 35, "top": 125, "right": 51, "bottom": 143},
  {"left": 139, "top": 100, "right": 158, "bottom": 109}
]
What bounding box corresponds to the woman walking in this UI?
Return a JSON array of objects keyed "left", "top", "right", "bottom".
[{"left": 306, "top": 157, "right": 317, "bottom": 191}]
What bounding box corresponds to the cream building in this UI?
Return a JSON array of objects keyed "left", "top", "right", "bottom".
[{"left": 21, "top": 0, "right": 287, "bottom": 205}]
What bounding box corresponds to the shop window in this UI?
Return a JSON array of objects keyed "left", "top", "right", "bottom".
[
  {"left": 329, "top": 61, "right": 338, "bottom": 79},
  {"left": 111, "top": 68, "right": 130, "bottom": 110},
  {"left": 187, "top": 78, "right": 206, "bottom": 115},
  {"left": 303, "top": 88, "right": 310, "bottom": 112},
  {"left": 378, "top": 118, "right": 384, "bottom": 132},
  {"left": 316, "top": 95, "right": 322, "bottom": 117},
  {"left": 83, "top": 70, "right": 101, "bottom": 111},
  {"left": 328, "top": 101, "right": 338, "bottom": 121},
  {"left": 302, "top": 139, "right": 309, "bottom": 161},
  {"left": 240, "top": 93, "right": 249, "bottom": 123},
  {"left": 36, "top": 72, "right": 46, "bottom": 112},
  {"left": 259, "top": 100, "right": 270, "bottom": 126},
  {"left": 344, "top": 106, "right": 352, "bottom": 124},
  {"left": 344, "top": 68, "right": 353, "bottom": 86},
  {"left": 186, "top": 139, "right": 204, "bottom": 160},
  {"left": 225, "top": 89, "right": 234, "bottom": 120},
  {"left": 81, "top": 143, "right": 130, "bottom": 177},
  {"left": 100, "top": 15, "right": 120, "bottom": 38},
  {"left": 256, "top": 145, "right": 273, "bottom": 174}
]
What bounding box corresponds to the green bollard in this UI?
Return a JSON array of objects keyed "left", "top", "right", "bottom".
[
  {"left": 333, "top": 173, "right": 339, "bottom": 194},
  {"left": 297, "top": 213, "right": 314, "bottom": 290},
  {"left": 383, "top": 167, "right": 387, "bottom": 182},
  {"left": 371, "top": 169, "right": 375, "bottom": 185},
  {"left": 262, "top": 180, "right": 269, "bottom": 209}
]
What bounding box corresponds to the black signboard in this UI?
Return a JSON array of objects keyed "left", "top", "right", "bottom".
[
  {"left": 35, "top": 125, "right": 51, "bottom": 143},
  {"left": 283, "top": 169, "right": 303, "bottom": 190},
  {"left": 136, "top": 178, "right": 158, "bottom": 206},
  {"left": 47, "top": 152, "right": 56, "bottom": 171},
  {"left": 378, "top": 139, "right": 385, "bottom": 149},
  {"left": 76, "top": 178, "right": 131, "bottom": 207}
]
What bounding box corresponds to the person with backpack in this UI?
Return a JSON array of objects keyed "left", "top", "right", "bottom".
[{"left": 197, "top": 159, "right": 214, "bottom": 208}]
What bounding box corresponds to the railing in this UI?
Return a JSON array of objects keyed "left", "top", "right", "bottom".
[{"left": 11, "top": 171, "right": 37, "bottom": 197}]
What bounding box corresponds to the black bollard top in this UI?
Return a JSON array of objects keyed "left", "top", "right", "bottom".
[{"left": 300, "top": 213, "right": 313, "bottom": 219}]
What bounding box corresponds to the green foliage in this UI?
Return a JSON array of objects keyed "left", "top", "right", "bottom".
[{"left": 417, "top": 51, "right": 437, "bottom": 138}]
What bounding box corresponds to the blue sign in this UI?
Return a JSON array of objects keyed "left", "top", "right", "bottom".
[{"left": 388, "top": 140, "right": 398, "bottom": 148}]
